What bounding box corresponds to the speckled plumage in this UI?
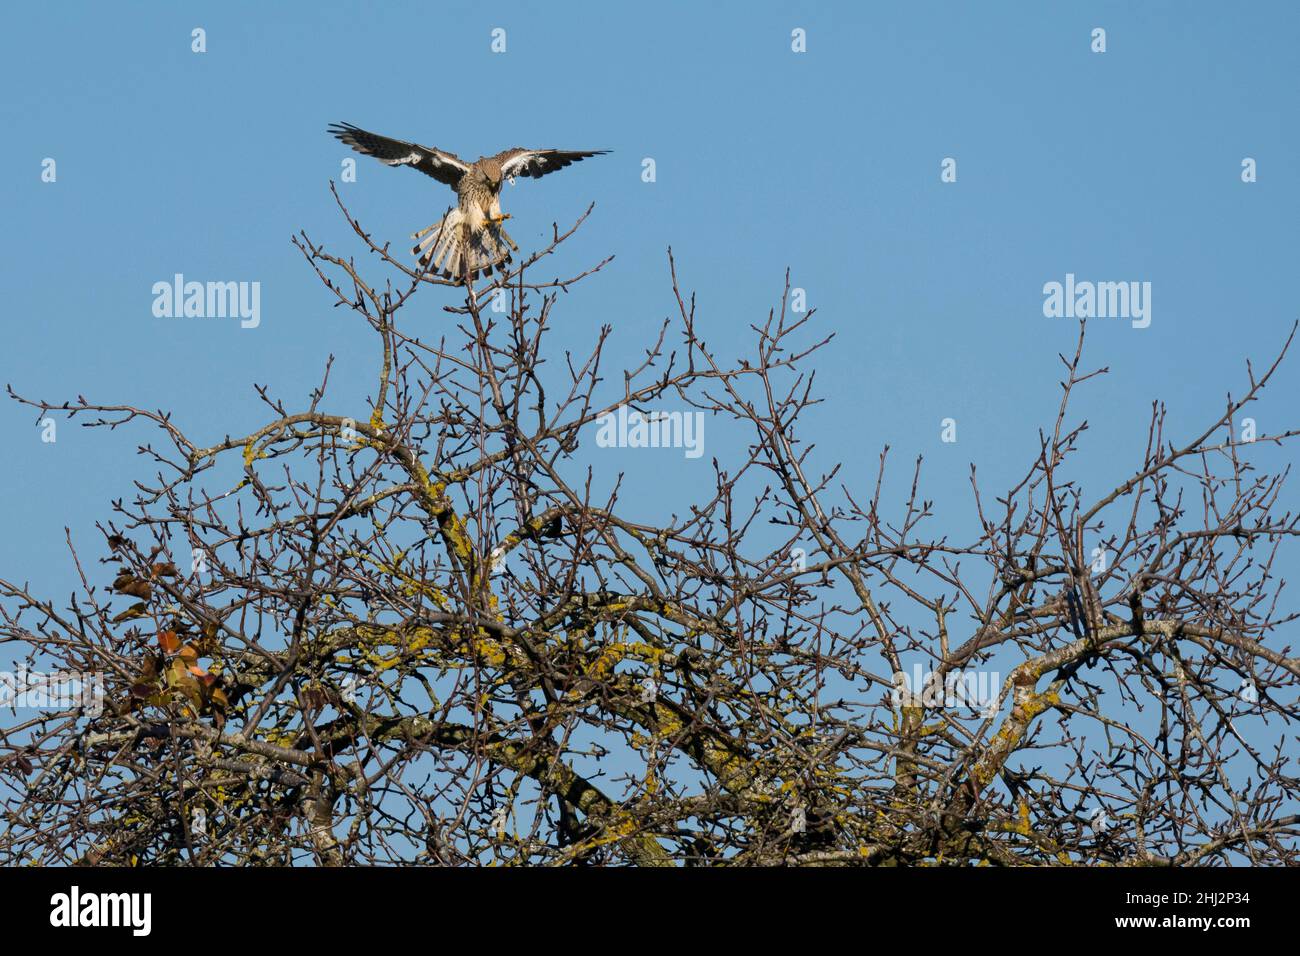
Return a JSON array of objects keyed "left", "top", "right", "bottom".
[{"left": 328, "top": 123, "right": 608, "bottom": 282}]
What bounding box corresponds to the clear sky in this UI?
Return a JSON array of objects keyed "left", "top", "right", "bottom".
[{"left": 2, "top": 3, "right": 1297, "bottom": 671}]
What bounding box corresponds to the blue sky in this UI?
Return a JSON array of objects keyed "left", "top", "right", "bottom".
[{"left": 2, "top": 1, "right": 1298, "bottom": 742}]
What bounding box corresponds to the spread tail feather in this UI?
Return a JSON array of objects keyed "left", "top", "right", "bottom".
[{"left": 412, "top": 209, "right": 514, "bottom": 283}]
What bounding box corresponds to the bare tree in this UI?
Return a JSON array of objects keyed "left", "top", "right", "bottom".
[{"left": 2, "top": 187, "right": 1297, "bottom": 866}]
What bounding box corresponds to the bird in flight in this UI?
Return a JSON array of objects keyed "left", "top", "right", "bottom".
[{"left": 328, "top": 122, "right": 608, "bottom": 282}]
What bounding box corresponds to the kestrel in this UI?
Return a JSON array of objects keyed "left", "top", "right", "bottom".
[{"left": 328, "top": 122, "right": 608, "bottom": 282}]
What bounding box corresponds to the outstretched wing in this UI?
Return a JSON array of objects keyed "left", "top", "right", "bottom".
[
  {"left": 495, "top": 148, "right": 610, "bottom": 182},
  {"left": 328, "top": 122, "right": 471, "bottom": 187}
]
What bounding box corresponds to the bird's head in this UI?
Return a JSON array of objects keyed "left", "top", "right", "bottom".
[{"left": 480, "top": 163, "right": 503, "bottom": 189}]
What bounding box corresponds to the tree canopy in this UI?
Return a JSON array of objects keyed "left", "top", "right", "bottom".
[{"left": 3, "top": 192, "right": 1298, "bottom": 866}]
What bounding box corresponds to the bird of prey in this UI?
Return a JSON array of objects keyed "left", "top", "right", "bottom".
[{"left": 328, "top": 122, "right": 608, "bottom": 282}]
